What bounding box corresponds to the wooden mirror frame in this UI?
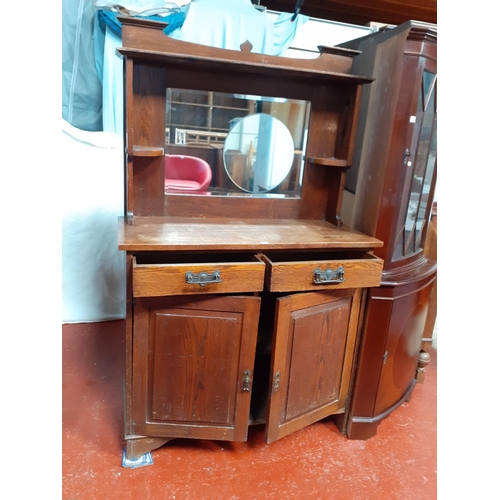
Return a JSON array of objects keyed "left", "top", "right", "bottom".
[{"left": 118, "top": 17, "right": 373, "bottom": 226}]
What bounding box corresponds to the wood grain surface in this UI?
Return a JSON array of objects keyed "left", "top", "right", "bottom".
[{"left": 119, "top": 217, "right": 383, "bottom": 251}]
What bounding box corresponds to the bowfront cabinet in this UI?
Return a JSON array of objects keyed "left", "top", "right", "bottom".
[
  {"left": 338, "top": 20, "right": 437, "bottom": 439},
  {"left": 117, "top": 17, "right": 384, "bottom": 463}
]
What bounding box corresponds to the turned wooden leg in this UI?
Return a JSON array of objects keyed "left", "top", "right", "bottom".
[{"left": 416, "top": 349, "right": 431, "bottom": 383}]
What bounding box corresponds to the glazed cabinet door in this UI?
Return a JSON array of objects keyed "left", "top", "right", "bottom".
[
  {"left": 132, "top": 294, "right": 261, "bottom": 442},
  {"left": 391, "top": 57, "right": 437, "bottom": 265},
  {"left": 265, "top": 289, "right": 362, "bottom": 443}
]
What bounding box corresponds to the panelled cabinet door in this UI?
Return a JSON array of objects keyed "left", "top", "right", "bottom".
[
  {"left": 132, "top": 295, "right": 261, "bottom": 442},
  {"left": 265, "top": 289, "right": 361, "bottom": 443}
]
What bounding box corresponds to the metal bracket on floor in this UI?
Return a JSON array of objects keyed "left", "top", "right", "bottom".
[{"left": 121, "top": 450, "right": 154, "bottom": 469}]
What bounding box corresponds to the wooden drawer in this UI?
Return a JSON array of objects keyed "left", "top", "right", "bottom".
[
  {"left": 260, "top": 251, "right": 383, "bottom": 292},
  {"left": 133, "top": 253, "right": 265, "bottom": 297}
]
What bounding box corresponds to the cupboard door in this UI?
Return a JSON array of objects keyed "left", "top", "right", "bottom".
[
  {"left": 132, "top": 295, "right": 261, "bottom": 442},
  {"left": 265, "top": 289, "right": 361, "bottom": 443},
  {"left": 373, "top": 279, "right": 434, "bottom": 415}
]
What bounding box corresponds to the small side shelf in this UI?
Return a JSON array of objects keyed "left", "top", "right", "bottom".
[
  {"left": 131, "top": 146, "right": 165, "bottom": 157},
  {"left": 308, "top": 157, "right": 348, "bottom": 167},
  {"left": 318, "top": 45, "right": 362, "bottom": 58}
]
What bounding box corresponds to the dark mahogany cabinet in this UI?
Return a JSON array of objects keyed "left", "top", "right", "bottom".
[{"left": 337, "top": 21, "right": 437, "bottom": 439}]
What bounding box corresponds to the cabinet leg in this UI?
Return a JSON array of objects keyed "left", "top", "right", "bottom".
[
  {"left": 332, "top": 412, "right": 348, "bottom": 435},
  {"left": 346, "top": 417, "right": 380, "bottom": 440},
  {"left": 416, "top": 349, "right": 431, "bottom": 384},
  {"left": 124, "top": 435, "right": 173, "bottom": 462},
  {"left": 345, "top": 380, "right": 416, "bottom": 440}
]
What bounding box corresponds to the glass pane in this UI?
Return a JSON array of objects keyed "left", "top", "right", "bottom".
[
  {"left": 165, "top": 89, "right": 311, "bottom": 199},
  {"left": 392, "top": 70, "right": 437, "bottom": 262},
  {"left": 415, "top": 106, "right": 437, "bottom": 250},
  {"left": 404, "top": 82, "right": 435, "bottom": 255},
  {"left": 393, "top": 230, "right": 405, "bottom": 261},
  {"left": 423, "top": 71, "right": 437, "bottom": 110},
  {"left": 392, "top": 88, "right": 423, "bottom": 261}
]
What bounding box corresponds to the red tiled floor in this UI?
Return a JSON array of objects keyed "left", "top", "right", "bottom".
[{"left": 62, "top": 320, "right": 437, "bottom": 500}]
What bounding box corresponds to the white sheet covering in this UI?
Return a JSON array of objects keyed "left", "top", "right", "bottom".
[{"left": 62, "top": 119, "right": 126, "bottom": 323}]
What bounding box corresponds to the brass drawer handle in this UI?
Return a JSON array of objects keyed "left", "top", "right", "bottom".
[
  {"left": 185, "top": 270, "right": 223, "bottom": 286},
  {"left": 313, "top": 266, "right": 344, "bottom": 284}
]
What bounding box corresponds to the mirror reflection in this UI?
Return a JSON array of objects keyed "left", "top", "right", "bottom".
[
  {"left": 223, "top": 113, "right": 294, "bottom": 193},
  {"left": 165, "top": 89, "right": 311, "bottom": 198}
]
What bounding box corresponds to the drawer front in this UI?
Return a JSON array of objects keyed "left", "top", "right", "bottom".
[
  {"left": 262, "top": 253, "right": 383, "bottom": 292},
  {"left": 133, "top": 258, "right": 265, "bottom": 297}
]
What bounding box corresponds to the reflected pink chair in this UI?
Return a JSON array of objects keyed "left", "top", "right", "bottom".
[{"left": 164, "top": 154, "right": 212, "bottom": 194}]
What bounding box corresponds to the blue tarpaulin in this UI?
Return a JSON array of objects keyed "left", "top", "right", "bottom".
[{"left": 97, "top": 9, "right": 186, "bottom": 37}]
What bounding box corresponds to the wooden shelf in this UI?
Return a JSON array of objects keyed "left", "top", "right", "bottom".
[
  {"left": 308, "top": 157, "right": 348, "bottom": 167},
  {"left": 131, "top": 146, "right": 165, "bottom": 157}
]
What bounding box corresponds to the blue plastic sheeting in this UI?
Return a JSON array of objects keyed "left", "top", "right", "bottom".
[
  {"left": 169, "top": 0, "right": 308, "bottom": 55},
  {"left": 99, "top": 0, "right": 308, "bottom": 134},
  {"left": 63, "top": 0, "right": 187, "bottom": 133},
  {"left": 168, "top": 0, "right": 274, "bottom": 53},
  {"left": 97, "top": 9, "right": 186, "bottom": 37},
  {"left": 271, "top": 11, "right": 309, "bottom": 56},
  {"left": 121, "top": 450, "right": 154, "bottom": 468},
  {"left": 62, "top": 0, "right": 104, "bottom": 131}
]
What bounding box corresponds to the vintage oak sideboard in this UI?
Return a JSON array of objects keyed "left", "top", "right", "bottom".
[{"left": 116, "top": 17, "right": 384, "bottom": 463}]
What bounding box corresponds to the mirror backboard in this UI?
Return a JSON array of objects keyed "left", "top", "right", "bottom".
[{"left": 165, "top": 89, "right": 311, "bottom": 199}]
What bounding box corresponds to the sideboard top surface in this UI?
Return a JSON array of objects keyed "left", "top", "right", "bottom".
[{"left": 118, "top": 217, "right": 383, "bottom": 252}]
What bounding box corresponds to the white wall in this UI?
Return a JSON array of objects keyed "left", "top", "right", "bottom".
[{"left": 266, "top": 10, "right": 375, "bottom": 58}]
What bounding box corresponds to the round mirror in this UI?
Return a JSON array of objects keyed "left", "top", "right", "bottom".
[{"left": 223, "top": 113, "right": 295, "bottom": 193}]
